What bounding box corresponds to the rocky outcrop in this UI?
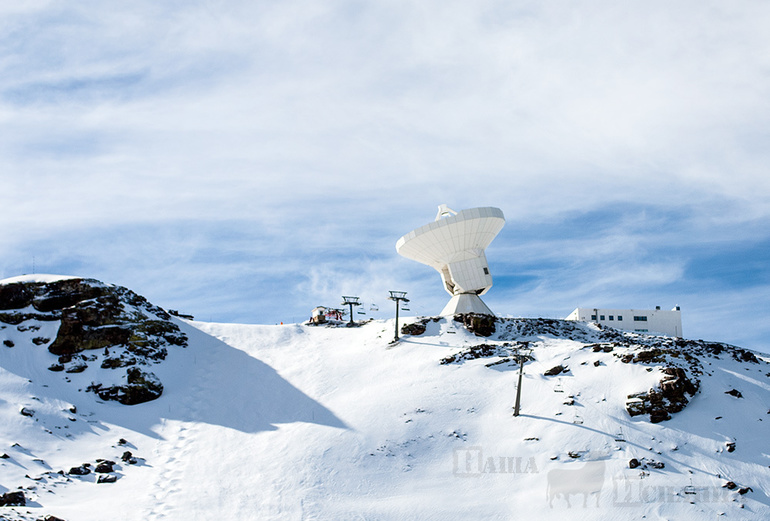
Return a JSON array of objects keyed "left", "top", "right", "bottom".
[
  {"left": 121, "top": 451, "right": 137, "bottom": 464},
  {"left": 0, "top": 490, "right": 26, "bottom": 506},
  {"left": 454, "top": 313, "right": 496, "bottom": 337},
  {"left": 628, "top": 458, "right": 664, "bottom": 469},
  {"left": 626, "top": 367, "right": 700, "bottom": 423},
  {"left": 0, "top": 277, "right": 187, "bottom": 405},
  {"left": 544, "top": 365, "right": 568, "bottom": 376},
  {"left": 87, "top": 368, "right": 163, "bottom": 405},
  {"left": 46, "top": 283, "right": 186, "bottom": 358},
  {"left": 94, "top": 460, "right": 115, "bottom": 473},
  {"left": 0, "top": 278, "right": 186, "bottom": 358},
  {"left": 68, "top": 464, "right": 91, "bottom": 476},
  {"left": 441, "top": 343, "right": 512, "bottom": 364},
  {"left": 401, "top": 322, "right": 427, "bottom": 336},
  {"left": 401, "top": 317, "right": 441, "bottom": 337}
]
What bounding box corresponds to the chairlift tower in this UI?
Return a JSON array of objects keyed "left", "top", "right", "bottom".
[
  {"left": 388, "top": 291, "right": 409, "bottom": 342},
  {"left": 341, "top": 296, "right": 361, "bottom": 326},
  {"left": 513, "top": 342, "right": 532, "bottom": 417},
  {"left": 396, "top": 205, "right": 505, "bottom": 316}
]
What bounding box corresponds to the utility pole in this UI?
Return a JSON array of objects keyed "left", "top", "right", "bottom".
[
  {"left": 388, "top": 291, "right": 409, "bottom": 342},
  {"left": 341, "top": 296, "right": 361, "bottom": 326},
  {"left": 513, "top": 342, "right": 531, "bottom": 417}
]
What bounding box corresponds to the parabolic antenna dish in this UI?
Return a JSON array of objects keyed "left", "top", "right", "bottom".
[{"left": 396, "top": 205, "right": 505, "bottom": 316}]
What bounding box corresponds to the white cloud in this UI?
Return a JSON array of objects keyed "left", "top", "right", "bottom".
[{"left": 2, "top": 1, "right": 769, "bottom": 349}]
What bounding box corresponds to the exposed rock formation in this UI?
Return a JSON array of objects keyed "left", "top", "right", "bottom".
[
  {"left": 454, "top": 313, "right": 496, "bottom": 337},
  {"left": 401, "top": 322, "right": 427, "bottom": 336},
  {"left": 87, "top": 368, "right": 164, "bottom": 405},
  {"left": 0, "top": 490, "right": 26, "bottom": 506},
  {"left": 626, "top": 367, "right": 700, "bottom": 423},
  {"left": 544, "top": 365, "right": 568, "bottom": 376},
  {"left": 0, "top": 277, "right": 187, "bottom": 405}
]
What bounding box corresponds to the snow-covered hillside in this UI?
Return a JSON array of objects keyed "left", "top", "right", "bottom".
[{"left": 2, "top": 277, "right": 770, "bottom": 520}]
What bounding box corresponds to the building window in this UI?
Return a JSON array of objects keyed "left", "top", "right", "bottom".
[
  {"left": 600, "top": 315, "right": 605, "bottom": 321},
  {"left": 591, "top": 315, "right": 597, "bottom": 321},
  {"left": 609, "top": 315, "right": 614, "bottom": 321},
  {"left": 634, "top": 316, "right": 648, "bottom": 322},
  {"left": 483, "top": 267, "right": 489, "bottom": 275},
  {"left": 617, "top": 315, "right": 623, "bottom": 321}
]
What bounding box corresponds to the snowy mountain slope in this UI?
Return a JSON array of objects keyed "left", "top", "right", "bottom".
[
  {"left": 191, "top": 317, "right": 770, "bottom": 520},
  {"left": 2, "top": 277, "right": 770, "bottom": 520}
]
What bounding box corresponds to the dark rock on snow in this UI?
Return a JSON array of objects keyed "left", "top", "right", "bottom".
[
  {"left": 0, "top": 278, "right": 186, "bottom": 359},
  {"left": 544, "top": 365, "right": 567, "bottom": 376},
  {"left": 88, "top": 367, "right": 163, "bottom": 405},
  {"left": 401, "top": 322, "right": 427, "bottom": 336},
  {"left": 454, "top": 313, "right": 496, "bottom": 337},
  {"left": 0, "top": 490, "right": 26, "bottom": 506},
  {"left": 68, "top": 465, "right": 91, "bottom": 475},
  {"left": 626, "top": 367, "right": 699, "bottom": 423},
  {"left": 0, "top": 277, "right": 188, "bottom": 405},
  {"left": 94, "top": 460, "right": 115, "bottom": 473},
  {"left": 440, "top": 342, "right": 530, "bottom": 366}
]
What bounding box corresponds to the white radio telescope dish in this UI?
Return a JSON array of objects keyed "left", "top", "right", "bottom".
[{"left": 396, "top": 204, "right": 505, "bottom": 316}]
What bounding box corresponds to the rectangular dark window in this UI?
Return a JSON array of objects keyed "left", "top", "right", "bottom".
[
  {"left": 483, "top": 267, "right": 489, "bottom": 275},
  {"left": 617, "top": 315, "right": 623, "bottom": 321},
  {"left": 609, "top": 315, "right": 614, "bottom": 321},
  {"left": 634, "top": 316, "right": 648, "bottom": 322},
  {"left": 600, "top": 315, "right": 605, "bottom": 321},
  {"left": 591, "top": 315, "right": 597, "bottom": 321}
]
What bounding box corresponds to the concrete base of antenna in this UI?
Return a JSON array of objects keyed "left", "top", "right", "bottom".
[{"left": 440, "top": 293, "right": 495, "bottom": 316}]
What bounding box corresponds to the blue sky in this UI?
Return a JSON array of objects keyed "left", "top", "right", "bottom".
[{"left": 1, "top": 1, "right": 769, "bottom": 351}]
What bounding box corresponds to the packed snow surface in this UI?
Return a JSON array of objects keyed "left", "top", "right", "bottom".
[{"left": 2, "top": 313, "right": 770, "bottom": 520}]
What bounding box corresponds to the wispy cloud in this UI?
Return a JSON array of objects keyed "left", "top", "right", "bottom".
[{"left": 2, "top": 1, "right": 769, "bottom": 350}]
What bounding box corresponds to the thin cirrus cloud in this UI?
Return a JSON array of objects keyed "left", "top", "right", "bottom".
[{"left": 1, "top": 1, "right": 769, "bottom": 350}]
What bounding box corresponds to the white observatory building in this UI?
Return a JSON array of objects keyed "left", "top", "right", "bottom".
[
  {"left": 566, "top": 306, "right": 683, "bottom": 337},
  {"left": 396, "top": 205, "right": 505, "bottom": 316}
]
